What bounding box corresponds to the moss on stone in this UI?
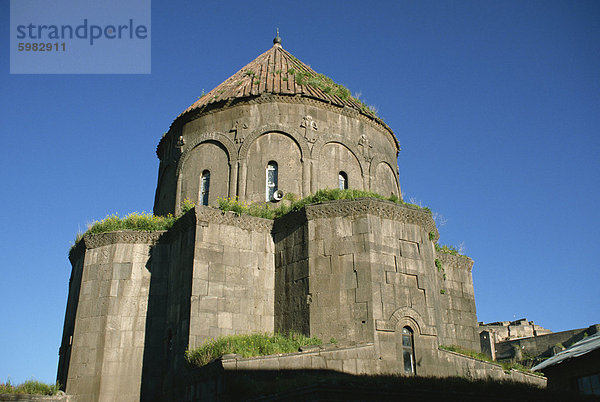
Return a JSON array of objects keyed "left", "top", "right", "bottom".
[
  {"left": 73, "top": 190, "right": 431, "bottom": 249},
  {"left": 185, "top": 333, "right": 323, "bottom": 367}
]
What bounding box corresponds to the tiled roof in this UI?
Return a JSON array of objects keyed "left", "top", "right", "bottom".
[{"left": 177, "top": 41, "right": 387, "bottom": 128}]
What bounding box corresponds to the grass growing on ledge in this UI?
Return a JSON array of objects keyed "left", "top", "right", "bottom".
[
  {"left": 435, "top": 244, "right": 467, "bottom": 257},
  {"left": 72, "top": 212, "right": 177, "bottom": 248},
  {"left": 0, "top": 379, "right": 61, "bottom": 395},
  {"left": 185, "top": 333, "right": 323, "bottom": 367},
  {"left": 73, "top": 199, "right": 197, "bottom": 247},
  {"left": 217, "top": 188, "right": 431, "bottom": 220},
  {"left": 287, "top": 68, "right": 379, "bottom": 117},
  {"left": 440, "top": 345, "right": 493, "bottom": 362},
  {"left": 84, "top": 212, "right": 177, "bottom": 235},
  {"left": 73, "top": 190, "right": 431, "bottom": 246},
  {"left": 439, "top": 345, "right": 543, "bottom": 376}
]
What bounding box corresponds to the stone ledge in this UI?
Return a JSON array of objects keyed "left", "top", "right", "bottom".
[
  {"left": 195, "top": 206, "right": 274, "bottom": 233},
  {"left": 437, "top": 348, "right": 547, "bottom": 386},
  {"left": 70, "top": 208, "right": 197, "bottom": 255},
  {"left": 304, "top": 198, "right": 437, "bottom": 238},
  {"left": 437, "top": 253, "right": 474, "bottom": 271},
  {"left": 83, "top": 230, "right": 165, "bottom": 249},
  {"left": 76, "top": 204, "right": 276, "bottom": 251},
  {"left": 0, "top": 394, "right": 70, "bottom": 402},
  {"left": 215, "top": 342, "right": 375, "bottom": 369}
]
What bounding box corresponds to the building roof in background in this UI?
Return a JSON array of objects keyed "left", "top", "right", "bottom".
[{"left": 532, "top": 331, "right": 600, "bottom": 371}]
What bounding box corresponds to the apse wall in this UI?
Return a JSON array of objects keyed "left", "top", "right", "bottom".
[
  {"left": 154, "top": 99, "right": 401, "bottom": 215},
  {"left": 61, "top": 232, "right": 162, "bottom": 402}
]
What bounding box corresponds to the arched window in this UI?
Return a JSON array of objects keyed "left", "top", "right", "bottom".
[
  {"left": 166, "top": 329, "right": 174, "bottom": 355},
  {"left": 338, "top": 171, "right": 348, "bottom": 190},
  {"left": 200, "top": 170, "right": 210, "bottom": 206},
  {"left": 402, "top": 327, "right": 415, "bottom": 374},
  {"left": 266, "top": 161, "right": 278, "bottom": 201}
]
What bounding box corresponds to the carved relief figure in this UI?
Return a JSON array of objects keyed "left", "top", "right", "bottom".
[
  {"left": 300, "top": 115, "right": 318, "bottom": 143},
  {"left": 358, "top": 134, "right": 373, "bottom": 161},
  {"left": 231, "top": 120, "right": 249, "bottom": 144}
]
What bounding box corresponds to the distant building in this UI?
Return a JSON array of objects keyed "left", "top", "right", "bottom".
[
  {"left": 532, "top": 331, "right": 600, "bottom": 396},
  {"left": 57, "top": 37, "right": 545, "bottom": 401},
  {"left": 479, "top": 318, "right": 552, "bottom": 343},
  {"left": 478, "top": 320, "right": 599, "bottom": 369}
]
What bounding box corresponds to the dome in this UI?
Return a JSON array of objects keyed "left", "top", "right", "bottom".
[
  {"left": 177, "top": 41, "right": 393, "bottom": 136},
  {"left": 154, "top": 39, "right": 401, "bottom": 215}
]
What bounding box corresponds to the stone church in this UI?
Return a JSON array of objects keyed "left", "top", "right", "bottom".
[{"left": 57, "top": 36, "right": 544, "bottom": 401}]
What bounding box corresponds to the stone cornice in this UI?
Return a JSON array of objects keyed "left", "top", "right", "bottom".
[
  {"left": 437, "top": 252, "right": 474, "bottom": 271},
  {"left": 83, "top": 230, "right": 165, "bottom": 249},
  {"left": 72, "top": 210, "right": 196, "bottom": 252},
  {"left": 176, "top": 90, "right": 394, "bottom": 138},
  {"left": 195, "top": 205, "right": 274, "bottom": 233},
  {"left": 158, "top": 94, "right": 398, "bottom": 159},
  {"left": 72, "top": 200, "right": 436, "bottom": 253},
  {"left": 304, "top": 198, "right": 438, "bottom": 238}
]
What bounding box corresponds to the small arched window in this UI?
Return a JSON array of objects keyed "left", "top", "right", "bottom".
[
  {"left": 166, "top": 329, "right": 173, "bottom": 353},
  {"left": 200, "top": 170, "right": 210, "bottom": 206},
  {"left": 402, "top": 327, "right": 415, "bottom": 374},
  {"left": 266, "top": 161, "right": 278, "bottom": 201},
  {"left": 338, "top": 171, "right": 348, "bottom": 190}
]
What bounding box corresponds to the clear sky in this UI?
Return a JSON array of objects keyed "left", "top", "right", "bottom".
[{"left": 1, "top": 0, "right": 598, "bottom": 385}]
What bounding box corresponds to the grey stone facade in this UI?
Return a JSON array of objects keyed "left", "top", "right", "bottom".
[
  {"left": 59, "top": 200, "right": 485, "bottom": 401},
  {"left": 57, "top": 40, "right": 538, "bottom": 401},
  {"left": 59, "top": 232, "right": 161, "bottom": 401}
]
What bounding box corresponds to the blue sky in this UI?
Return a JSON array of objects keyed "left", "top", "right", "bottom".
[{"left": 1, "top": 0, "right": 598, "bottom": 385}]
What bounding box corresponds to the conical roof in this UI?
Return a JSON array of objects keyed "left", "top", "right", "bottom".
[{"left": 174, "top": 40, "right": 393, "bottom": 136}]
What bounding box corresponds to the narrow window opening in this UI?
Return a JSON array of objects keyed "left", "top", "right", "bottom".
[
  {"left": 200, "top": 170, "right": 210, "bottom": 206},
  {"left": 266, "top": 161, "right": 278, "bottom": 201},
  {"left": 167, "top": 329, "right": 174, "bottom": 353},
  {"left": 338, "top": 171, "right": 348, "bottom": 190},
  {"left": 402, "top": 326, "right": 416, "bottom": 374},
  {"left": 578, "top": 374, "right": 600, "bottom": 395}
]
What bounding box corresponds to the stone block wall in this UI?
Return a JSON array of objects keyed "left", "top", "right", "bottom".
[
  {"left": 57, "top": 244, "right": 85, "bottom": 390},
  {"left": 181, "top": 343, "right": 379, "bottom": 401},
  {"left": 188, "top": 207, "right": 275, "bottom": 348},
  {"left": 434, "top": 349, "right": 546, "bottom": 387},
  {"left": 180, "top": 344, "right": 546, "bottom": 401},
  {"left": 436, "top": 253, "right": 479, "bottom": 351},
  {"left": 62, "top": 231, "right": 162, "bottom": 402},
  {"left": 479, "top": 318, "right": 553, "bottom": 343},
  {"left": 304, "top": 206, "right": 377, "bottom": 344},
  {"left": 297, "top": 199, "right": 479, "bottom": 375},
  {"left": 273, "top": 212, "right": 310, "bottom": 335},
  {"left": 59, "top": 199, "right": 489, "bottom": 401},
  {"left": 161, "top": 214, "right": 196, "bottom": 380},
  {"left": 219, "top": 343, "right": 378, "bottom": 374}
]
